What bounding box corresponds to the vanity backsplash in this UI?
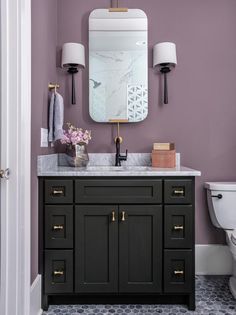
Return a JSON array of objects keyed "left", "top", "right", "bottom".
[{"left": 38, "top": 152, "right": 181, "bottom": 170}]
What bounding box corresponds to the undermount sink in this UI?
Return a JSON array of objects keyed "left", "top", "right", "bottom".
[{"left": 85, "top": 165, "right": 150, "bottom": 171}]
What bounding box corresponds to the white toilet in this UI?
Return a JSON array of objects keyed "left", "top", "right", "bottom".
[{"left": 205, "top": 182, "right": 236, "bottom": 298}]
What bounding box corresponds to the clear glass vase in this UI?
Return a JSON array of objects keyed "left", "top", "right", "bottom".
[{"left": 65, "top": 142, "right": 89, "bottom": 167}]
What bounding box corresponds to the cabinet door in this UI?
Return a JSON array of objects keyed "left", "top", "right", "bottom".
[
  {"left": 44, "top": 250, "right": 73, "bottom": 294},
  {"left": 44, "top": 205, "right": 73, "bottom": 249},
  {"left": 119, "top": 205, "right": 162, "bottom": 293},
  {"left": 75, "top": 179, "right": 162, "bottom": 204},
  {"left": 164, "top": 250, "right": 193, "bottom": 293},
  {"left": 75, "top": 205, "right": 118, "bottom": 293},
  {"left": 164, "top": 205, "right": 193, "bottom": 249},
  {"left": 164, "top": 180, "right": 193, "bottom": 204},
  {"left": 44, "top": 179, "right": 73, "bottom": 204}
]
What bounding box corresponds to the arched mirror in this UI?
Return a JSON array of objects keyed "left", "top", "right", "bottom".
[{"left": 89, "top": 9, "right": 148, "bottom": 123}]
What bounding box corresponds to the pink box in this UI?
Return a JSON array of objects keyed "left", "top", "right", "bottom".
[{"left": 152, "top": 150, "right": 176, "bottom": 168}]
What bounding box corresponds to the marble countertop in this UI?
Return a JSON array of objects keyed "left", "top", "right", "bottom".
[
  {"left": 38, "top": 154, "right": 201, "bottom": 177},
  {"left": 38, "top": 165, "right": 201, "bottom": 177}
]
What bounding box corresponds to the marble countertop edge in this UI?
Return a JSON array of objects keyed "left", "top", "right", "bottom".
[
  {"left": 38, "top": 166, "right": 201, "bottom": 177},
  {"left": 37, "top": 154, "right": 201, "bottom": 177}
]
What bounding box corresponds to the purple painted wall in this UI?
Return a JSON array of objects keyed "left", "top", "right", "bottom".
[
  {"left": 31, "top": 0, "right": 57, "bottom": 282},
  {"left": 57, "top": 0, "right": 236, "bottom": 245},
  {"left": 32, "top": 0, "right": 236, "bottom": 281}
]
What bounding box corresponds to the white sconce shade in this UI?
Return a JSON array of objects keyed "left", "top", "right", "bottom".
[
  {"left": 153, "top": 42, "right": 177, "bottom": 68},
  {"left": 153, "top": 42, "right": 177, "bottom": 104},
  {"left": 61, "top": 42, "right": 85, "bottom": 105},
  {"left": 61, "top": 42, "right": 85, "bottom": 68}
]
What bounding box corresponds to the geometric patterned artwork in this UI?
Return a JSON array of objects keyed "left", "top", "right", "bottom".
[{"left": 127, "top": 85, "right": 148, "bottom": 122}]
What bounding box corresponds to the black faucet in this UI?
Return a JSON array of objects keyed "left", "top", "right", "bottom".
[{"left": 115, "top": 137, "right": 128, "bottom": 166}]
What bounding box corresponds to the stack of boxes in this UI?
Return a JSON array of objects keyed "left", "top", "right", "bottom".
[{"left": 151, "top": 143, "right": 176, "bottom": 168}]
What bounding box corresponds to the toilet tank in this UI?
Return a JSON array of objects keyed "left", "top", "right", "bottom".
[{"left": 205, "top": 182, "right": 236, "bottom": 230}]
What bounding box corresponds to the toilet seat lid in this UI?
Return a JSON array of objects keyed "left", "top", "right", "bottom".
[
  {"left": 231, "top": 230, "right": 236, "bottom": 245},
  {"left": 205, "top": 182, "right": 236, "bottom": 191}
]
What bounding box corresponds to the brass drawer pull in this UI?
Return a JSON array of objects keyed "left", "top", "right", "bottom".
[
  {"left": 53, "top": 270, "right": 64, "bottom": 276},
  {"left": 173, "top": 189, "right": 184, "bottom": 195},
  {"left": 121, "top": 211, "right": 126, "bottom": 222},
  {"left": 174, "top": 270, "right": 184, "bottom": 275},
  {"left": 173, "top": 225, "right": 184, "bottom": 231},
  {"left": 53, "top": 225, "right": 64, "bottom": 231},
  {"left": 52, "top": 189, "right": 64, "bottom": 196},
  {"left": 111, "top": 211, "right": 116, "bottom": 222}
]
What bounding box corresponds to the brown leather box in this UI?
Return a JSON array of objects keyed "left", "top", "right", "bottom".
[{"left": 152, "top": 149, "right": 176, "bottom": 168}]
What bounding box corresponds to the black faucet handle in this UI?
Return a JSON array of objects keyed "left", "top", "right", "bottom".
[{"left": 120, "top": 149, "right": 128, "bottom": 161}]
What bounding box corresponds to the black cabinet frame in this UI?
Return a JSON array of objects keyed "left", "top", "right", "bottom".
[{"left": 39, "top": 176, "right": 195, "bottom": 311}]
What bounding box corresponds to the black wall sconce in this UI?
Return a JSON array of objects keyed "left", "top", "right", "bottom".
[
  {"left": 61, "top": 42, "right": 85, "bottom": 105},
  {"left": 153, "top": 42, "right": 177, "bottom": 104}
]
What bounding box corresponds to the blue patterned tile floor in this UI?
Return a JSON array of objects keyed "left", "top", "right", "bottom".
[{"left": 43, "top": 276, "right": 236, "bottom": 315}]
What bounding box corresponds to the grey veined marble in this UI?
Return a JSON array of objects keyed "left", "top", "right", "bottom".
[
  {"left": 37, "top": 153, "right": 200, "bottom": 177},
  {"left": 58, "top": 153, "right": 152, "bottom": 168},
  {"left": 43, "top": 276, "right": 236, "bottom": 315}
]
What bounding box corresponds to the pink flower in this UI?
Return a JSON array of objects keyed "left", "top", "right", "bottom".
[{"left": 60, "top": 123, "right": 92, "bottom": 146}]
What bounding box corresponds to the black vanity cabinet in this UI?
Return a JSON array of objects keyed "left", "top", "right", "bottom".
[
  {"left": 75, "top": 204, "right": 162, "bottom": 294},
  {"left": 39, "top": 177, "right": 195, "bottom": 310}
]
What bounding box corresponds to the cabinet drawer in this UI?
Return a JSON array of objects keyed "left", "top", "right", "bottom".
[
  {"left": 164, "top": 205, "right": 193, "bottom": 248},
  {"left": 164, "top": 180, "right": 192, "bottom": 204},
  {"left": 75, "top": 179, "right": 162, "bottom": 204},
  {"left": 164, "top": 250, "right": 193, "bottom": 293},
  {"left": 45, "top": 180, "right": 73, "bottom": 204},
  {"left": 44, "top": 250, "right": 73, "bottom": 294},
  {"left": 44, "top": 205, "right": 73, "bottom": 248}
]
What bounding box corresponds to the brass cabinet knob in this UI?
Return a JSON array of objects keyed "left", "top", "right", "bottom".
[
  {"left": 111, "top": 211, "right": 116, "bottom": 222},
  {"left": 173, "top": 225, "right": 184, "bottom": 231},
  {"left": 174, "top": 270, "right": 184, "bottom": 275},
  {"left": 53, "top": 225, "right": 64, "bottom": 231},
  {"left": 53, "top": 270, "right": 64, "bottom": 276},
  {"left": 121, "top": 211, "right": 126, "bottom": 222},
  {"left": 52, "top": 189, "right": 64, "bottom": 196},
  {"left": 173, "top": 188, "right": 184, "bottom": 195}
]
